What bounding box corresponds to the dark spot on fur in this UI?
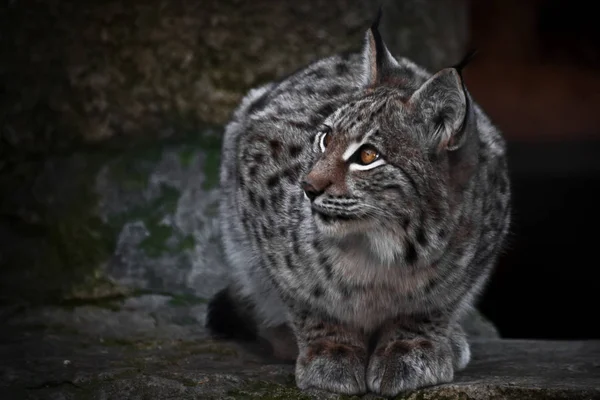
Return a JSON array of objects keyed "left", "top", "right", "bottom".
[
  {"left": 288, "top": 145, "right": 302, "bottom": 158},
  {"left": 438, "top": 228, "right": 447, "bottom": 239},
  {"left": 247, "top": 190, "right": 256, "bottom": 207},
  {"left": 270, "top": 187, "right": 283, "bottom": 207},
  {"left": 284, "top": 253, "right": 296, "bottom": 270},
  {"left": 335, "top": 62, "right": 349, "bottom": 75},
  {"left": 499, "top": 174, "right": 508, "bottom": 194},
  {"left": 284, "top": 163, "right": 302, "bottom": 183},
  {"left": 416, "top": 228, "right": 428, "bottom": 246},
  {"left": 297, "top": 310, "right": 309, "bottom": 322},
  {"left": 269, "top": 140, "right": 283, "bottom": 159},
  {"left": 279, "top": 226, "right": 286, "bottom": 237},
  {"left": 251, "top": 224, "right": 262, "bottom": 245},
  {"left": 303, "top": 86, "right": 316, "bottom": 96},
  {"left": 402, "top": 216, "right": 410, "bottom": 230},
  {"left": 326, "top": 84, "right": 343, "bottom": 97},
  {"left": 258, "top": 196, "right": 266, "bottom": 210},
  {"left": 309, "top": 114, "right": 324, "bottom": 127},
  {"left": 339, "top": 285, "right": 351, "bottom": 299},
  {"left": 311, "top": 285, "right": 324, "bottom": 298},
  {"left": 254, "top": 153, "right": 264, "bottom": 164},
  {"left": 422, "top": 276, "right": 439, "bottom": 295},
  {"left": 261, "top": 223, "right": 272, "bottom": 239},
  {"left": 382, "top": 184, "right": 404, "bottom": 193},
  {"left": 265, "top": 253, "right": 278, "bottom": 270},
  {"left": 267, "top": 174, "right": 280, "bottom": 188},
  {"left": 307, "top": 68, "right": 326, "bottom": 79},
  {"left": 454, "top": 247, "right": 465, "bottom": 258},
  {"left": 405, "top": 241, "right": 418, "bottom": 264},
  {"left": 248, "top": 166, "right": 258, "bottom": 177},
  {"left": 322, "top": 259, "right": 333, "bottom": 280},
  {"left": 312, "top": 239, "right": 322, "bottom": 252},
  {"left": 292, "top": 232, "right": 301, "bottom": 255},
  {"left": 316, "top": 103, "right": 336, "bottom": 118},
  {"left": 289, "top": 120, "right": 313, "bottom": 130}
]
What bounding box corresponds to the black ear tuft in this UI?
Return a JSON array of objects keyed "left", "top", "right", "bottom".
[
  {"left": 451, "top": 48, "right": 478, "bottom": 77},
  {"left": 371, "top": 4, "right": 383, "bottom": 32},
  {"left": 361, "top": 5, "right": 398, "bottom": 87}
]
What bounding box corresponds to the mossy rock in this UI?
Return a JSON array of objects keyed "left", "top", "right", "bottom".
[{"left": 0, "top": 128, "right": 226, "bottom": 304}]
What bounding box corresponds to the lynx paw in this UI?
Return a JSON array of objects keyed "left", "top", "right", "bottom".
[
  {"left": 367, "top": 338, "right": 454, "bottom": 397},
  {"left": 296, "top": 339, "right": 367, "bottom": 395}
]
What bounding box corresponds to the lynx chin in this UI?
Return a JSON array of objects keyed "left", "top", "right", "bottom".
[{"left": 206, "top": 10, "right": 511, "bottom": 397}]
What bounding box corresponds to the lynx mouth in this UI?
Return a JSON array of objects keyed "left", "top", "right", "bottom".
[{"left": 311, "top": 207, "right": 355, "bottom": 224}]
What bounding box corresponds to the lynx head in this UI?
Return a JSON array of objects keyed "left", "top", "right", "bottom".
[{"left": 301, "top": 12, "right": 478, "bottom": 261}]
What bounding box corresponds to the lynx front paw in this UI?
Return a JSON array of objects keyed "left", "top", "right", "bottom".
[
  {"left": 367, "top": 338, "right": 454, "bottom": 397},
  {"left": 296, "top": 339, "right": 367, "bottom": 395}
]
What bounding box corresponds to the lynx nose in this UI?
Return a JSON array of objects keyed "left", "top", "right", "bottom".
[{"left": 301, "top": 180, "right": 323, "bottom": 202}]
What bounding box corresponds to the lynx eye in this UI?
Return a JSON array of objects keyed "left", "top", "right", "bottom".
[
  {"left": 348, "top": 144, "right": 385, "bottom": 171},
  {"left": 359, "top": 147, "right": 379, "bottom": 165},
  {"left": 318, "top": 126, "right": 332, "bottom": 152}
]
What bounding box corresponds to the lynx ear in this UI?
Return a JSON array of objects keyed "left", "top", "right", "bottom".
[
  {"left": 409, "top": 67, "right": 469, "bottom": 152},
  {"left": 361, "top": 7, "right": 399, "bottom": 87}
]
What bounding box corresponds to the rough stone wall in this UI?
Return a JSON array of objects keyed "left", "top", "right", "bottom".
[{"left": 0, "top": 0, "right": 466, "bottom": 150}]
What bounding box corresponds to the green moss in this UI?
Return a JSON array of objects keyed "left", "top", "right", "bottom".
[
  {"left": 100, "top": 338, "right": 167, "bottom": 351},
  {"left": 202, "top": 150, "right": 221, "bottom": 190},
  {"left": 139, "top": 224, "right": 174, "bottom": 257},
  {"left": 107, "top": 183, "right": 182, "bottom": 258},
  {"left": 190, "top": 343, "right": 238, "bottom": 357},
  {"left": 179, "top": 147, "right": 196, "bottom": 168},
  {"left": 176, "top": 234, "right": 196, "bottom": 251},
  {"left": 0, "top": 127, "right": 223, "bottom": 303},
  {"left": 167, "top": 293, "right": 207, "bottom": 307},
  {"left": 227, "top": 380, "right": 312, "bottom": 400},
  {"left": 57, "top": 292, "right": 127, "bottom": 312},
  {"left": 108, "top": 145, "right": 164, "bottom": 190}
]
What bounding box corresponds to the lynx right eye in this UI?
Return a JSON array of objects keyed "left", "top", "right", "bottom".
[{"left": 318, "top": 127, "right": 332, "bottom": 152}]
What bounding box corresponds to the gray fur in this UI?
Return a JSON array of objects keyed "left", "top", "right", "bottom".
[{"left": 210, "top": 19, "right": 511, "bottom": 397}]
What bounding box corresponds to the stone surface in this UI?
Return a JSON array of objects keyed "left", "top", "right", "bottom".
[
  {"left": 0, "top": 298, "right": 598, "bottom": 400},
  {"left": 0, "top": 127, "right": 225, "bottom": 304}
]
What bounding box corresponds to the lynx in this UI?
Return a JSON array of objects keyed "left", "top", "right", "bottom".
[{"left": 207, "top": 12, "right": 510, "bottom": 396}]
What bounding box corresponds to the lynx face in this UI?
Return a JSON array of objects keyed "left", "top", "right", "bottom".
[{"left": 302, "top": 67, "right": 467, "bottom": 242}]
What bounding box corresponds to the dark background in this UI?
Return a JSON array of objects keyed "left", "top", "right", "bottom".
[{"left": 464, "top": 0, "right": 600, "bottom": 340}]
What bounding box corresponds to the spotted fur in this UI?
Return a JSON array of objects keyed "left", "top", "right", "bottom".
[{"left": 207, "top": 14, "right": 511, "bottom": 397}]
